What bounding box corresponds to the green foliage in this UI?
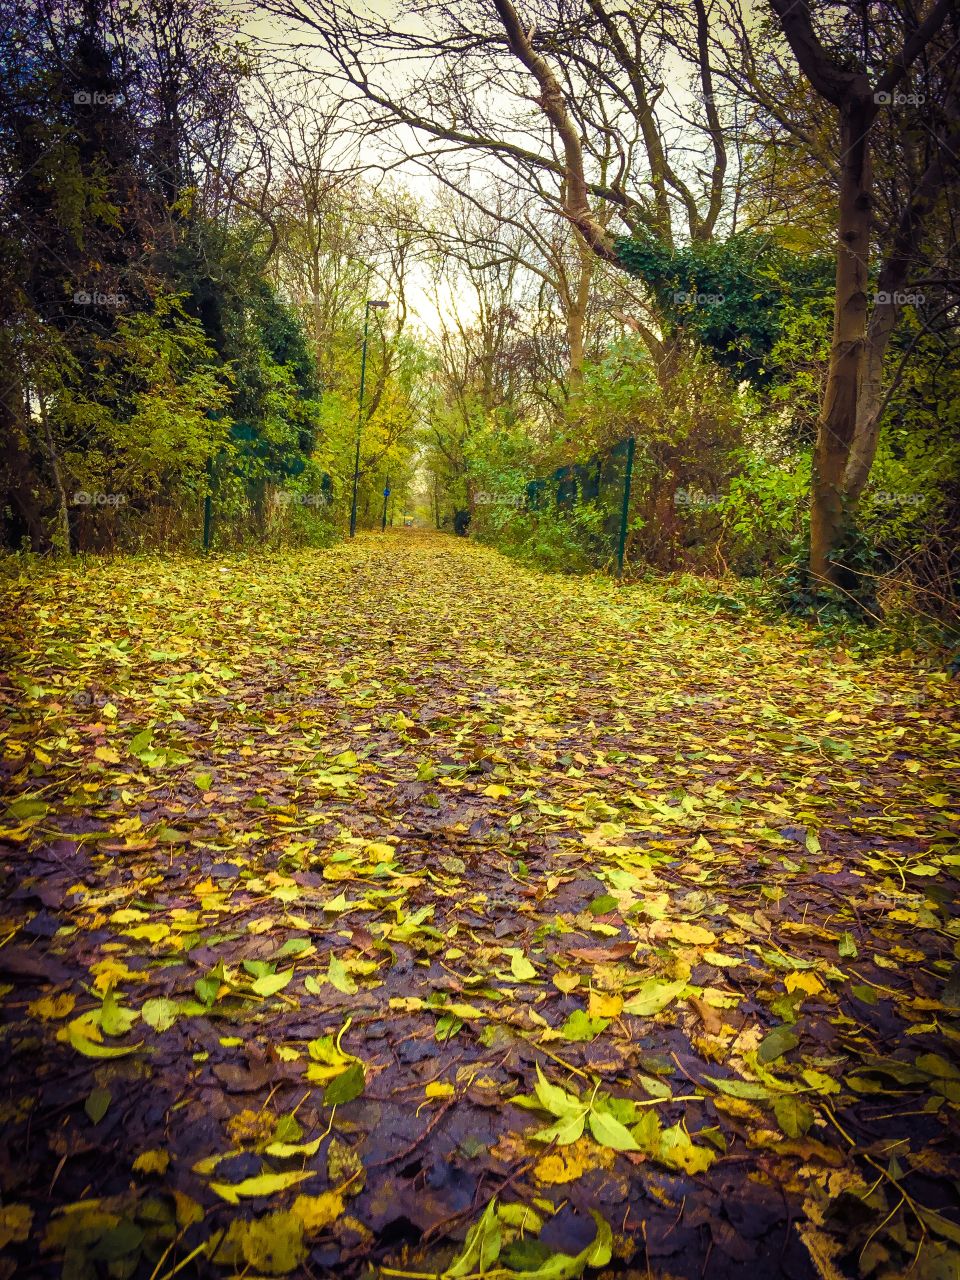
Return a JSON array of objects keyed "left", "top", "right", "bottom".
[
  {"left": 60, "top": 293, "right": 232, "bottom": 498},
  {"left": 179, "top": 222, "right": 322, "bottom": 489},
  {"left": 476, "top": 503, "right": 611, "bottom": 575},
  {"left": 614, "top": 233, "right": 833, "bottom": 387},
  {"left": 712, "top": 448, "right": 810, "bottom": 574}
]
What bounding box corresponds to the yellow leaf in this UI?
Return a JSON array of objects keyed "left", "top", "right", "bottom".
[
  {"left": 553, "top": 971, "right": 580, "bottom": 993},
  {"left": 670, "top": 922, "right": 716, "bottom": 946},
  {"left": 364, "top": 841, "right": 395, "bottom": 861},
  {"left": 123, "top": 923, "right": 170, "bottom": 944},
  {"left": 110, "top": 908, "right": 148, "bottom": 924},
  {"left": 91, "top": 958, "right": 138, "bottom": 990},
  {"left": 534, "top": 1137, "right": 615, "bottom": 1185},
  {"left": 785, "top": 971, "right": 824, "bottom": 997},
  {"left": 210, "top": 1171, "right": 316, "bottom": 1203},
  {"left": 219, "top": 1212, "right": 306, "bottom": 1274},
  {"left": 483, "top": 784, "right": 512, "bottom": 798},
  {"left": 264, "top": 1136, "right": 324, "bottom": 1158},
  {"left": 133, "top": 1149, "right": 170, "bottom": 1175},
  {"left": 425, "top": 1081, "right": 455, "bottom": 1099},
  {"left": 173, "top": 1192, "right": 203, "bottom": 1228},
  {"left": 588, "top": 990, "right": 623, "bottom": 1019},
  {"left": 0, "top": 1204, "right": 32, "bottom": 1248},
  {"left": 94, "top": 746, "right": 121, "bottom": 763},
  {"left": 59, "top": 1020, "right": 142, "bottom": 1058},
  {"left": 291, "top": 1191, "right": 344, "bottom": 1237},
  {"left": 28, "top": 993, "right": 76, "bottom": 1020},
  {"left": 703, "top": 950, "right": 740, "bottom": 969}
]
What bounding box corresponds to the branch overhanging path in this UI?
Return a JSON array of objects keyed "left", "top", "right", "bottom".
[{"left": 1, "top": 531, "right": 958, "bottom": 1278}]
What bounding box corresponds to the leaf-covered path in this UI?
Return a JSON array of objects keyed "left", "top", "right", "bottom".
[{"left": 1, "top": 531, "right": 958, "bottom": 1280}]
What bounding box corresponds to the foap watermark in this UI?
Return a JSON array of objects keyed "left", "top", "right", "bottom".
[
  {"left": 871, "top": 490, "right": 924, "bottom": 507},
  {"left": 675, "top": 487, "right": 723, "bottom": 509},
  {"left": 474, "top": 492, "right": 523, "bottom": 507},
  {"left": 72, "top": 491, "right": 126, "bottom": 506},
  {"left": 272, "top": 491, "right": 329, "bottom": 508},
  {"left": 874, "top": 290, "right": 925, "bottom": 307},
  {"left": 73, "top": 89, "right": 123, "bottom": 106},
  {"left": 673, "top": 290, "right": 724, "bottom": 307},
  {"left": 74, "top": 289, "right": 127, "bottom": 308},
  {"left": 873, "top": 90, "right": 925, "bottom": 106}
]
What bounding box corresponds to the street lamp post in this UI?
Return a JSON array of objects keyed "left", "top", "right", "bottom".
[
  {"left": 381, "top": 475, "right": 390, "bottom": 532},
  {"left": 350, "top": 299, "right": 388, "bottom": 537}
]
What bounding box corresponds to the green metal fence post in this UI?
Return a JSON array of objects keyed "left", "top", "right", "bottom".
[{"left": 616, "top": 436, "right": 635, "bottom": 580}]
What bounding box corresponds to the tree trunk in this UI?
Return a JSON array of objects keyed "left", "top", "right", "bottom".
[
  {"left": 0, "top": 410, "right": 47, "bottom": 552},
  {"left": 843, "top": 308, "right": 895, "bottom": 504},
  {"left": 810, "top": 95, "right": 872, "bottom": 585},
  {"left": 39, "top": 396, "right": 72, "bottom": 555},
  {"left": 567, "top": 239, "right": 592, "bottom": 399},
  {"left": 843, "top": 119, "right": 958, "bottom": 502}
]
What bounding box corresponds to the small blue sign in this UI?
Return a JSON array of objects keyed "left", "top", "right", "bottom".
[{"left": 383, "top": 487, "right": 391, "bottom": 497}]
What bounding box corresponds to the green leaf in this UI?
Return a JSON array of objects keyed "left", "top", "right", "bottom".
[
  {"left": 774, "top": 1095, "right": 814, "bottom": 1138},
  {"left": 758, "top": 1026, "right": 800, "bottom": 1063},
  {"left": 534, "top": 1063, "right": 582, "bottom": 1118},
  {"left": 705, "top": 1077, "right": 771, "bottom": 1099},
  {"left": 272, "top": 1113, "right": 303, "bottom": 1145},
  {"left": 323, "top": 1062, "right": 365, "bottom": 1107},
  {"left": 558, "top": 1010, "right": 609, "bottom": 1042},
  {"left": 532, "top": 1111, "right": 586, "bottom": 1145},
  {"left": 505, "top": 947, "right": 537, "bottom": 981},
  {"left": 838, "top": 931, "right": 858, "bottom": 959},
  {"left": 327, "top": 956, "right": 358, "bottom": 994},
  {"left": 446, "top": 1199, "right": 502, "bottom": 1277},
  {"left": 918, "top": 1207, "right": 960, "bottom": 1246},
  {"left": 141, "top": 997, "right": 180, "bottom": 1032},
  {"left": 588, "top": 1108, "right": 640, "bottom": 1151},
  {"left": 4, "top": 797, "right": 49, "bottom": 821},
  {"left": 85, "top": 1087, "right": 112, "bottom": 1124},
  {"left": 99, "top": 989, "right": 139, "bottom": 1037},
  {"left": 195, "top": 960, "right": 226, "bottom": 1008},
  {"left": 252, "top": 969, "right": 293, "bottom": 998},
  {"left": 276, "top": 937, "right": 311, "bottom": 957},
  {"left": 622, "top": 978, "right": 687, "bottom": 1017},
  {"left": 505, "top": 1210, "right": 612, "bottom": 1279}
]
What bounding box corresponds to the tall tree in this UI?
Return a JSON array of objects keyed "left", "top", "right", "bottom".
[{"left": 268, "top": 0, "right": 960, "bottom": 584}]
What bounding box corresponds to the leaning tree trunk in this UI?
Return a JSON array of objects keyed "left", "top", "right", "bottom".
[{"left": 810, "top": 95, "right": 873, "bottom": 586}]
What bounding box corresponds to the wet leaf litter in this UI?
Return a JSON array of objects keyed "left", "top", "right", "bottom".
[{"left": 1, "top": 530, "right": 958, "bottom": 1278}]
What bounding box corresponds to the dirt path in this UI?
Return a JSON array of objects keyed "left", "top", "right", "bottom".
[{"left": 1, "top": 531, "right": 958, "bottom": 1279}]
